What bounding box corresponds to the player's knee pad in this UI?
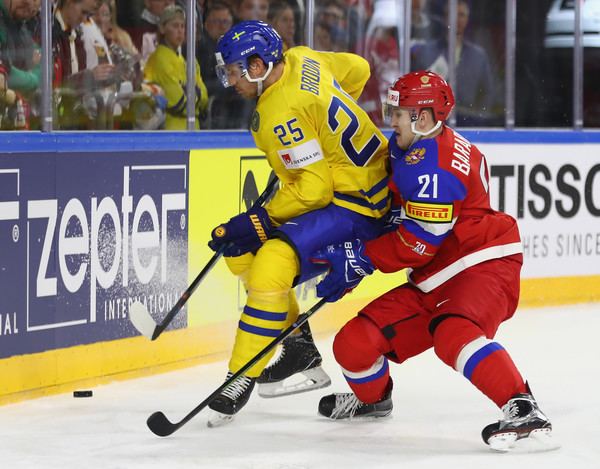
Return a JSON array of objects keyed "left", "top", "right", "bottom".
[
  {"left": 334, "top": 316, "right": 392, "bottom": 404},
  {"left": 430, "top": 315, "right": 485, "bottom": 368},
  {"left": 333, "top": 315, "right": 389, "bottom": 371},
  {"left": 247, "top": 238, "right": 299, "bottom": 293}
]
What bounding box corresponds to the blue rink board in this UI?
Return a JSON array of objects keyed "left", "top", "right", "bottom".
[{"left": 1, "top": 129, "right": 600, "bottom": 153}]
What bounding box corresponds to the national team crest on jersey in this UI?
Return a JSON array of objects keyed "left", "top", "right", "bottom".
[
  {"left": 251, "top": 111, "right": 260, "bottom": 132},
  {"left": 405, "top": 147, "right": 426, "bottom": 165},
  {"left": 277, "top": 138, "right": 324, "bottom": 169},
  {"left": 406, "top": 201, "right": 453, "bottom": 222}
]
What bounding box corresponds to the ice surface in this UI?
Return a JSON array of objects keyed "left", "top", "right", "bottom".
[{"left": 1, "top": 303, "right": 599, "bottom": 468}]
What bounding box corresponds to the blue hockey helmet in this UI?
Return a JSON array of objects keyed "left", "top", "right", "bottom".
[{"left": 215, "top": 21, "right": 283, "bottom": 93}]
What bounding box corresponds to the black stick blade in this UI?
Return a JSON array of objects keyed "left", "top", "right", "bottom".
[{"left": 147, "top": 411, "right": 177, "bottom": 437}]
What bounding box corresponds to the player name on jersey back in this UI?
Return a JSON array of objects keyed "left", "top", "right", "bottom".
[
  {"left": 451, "top": 130, "right": 472, "bottom": 176},
  {"left": 300, "top": 56, "right": 321, "bottom": 95}
]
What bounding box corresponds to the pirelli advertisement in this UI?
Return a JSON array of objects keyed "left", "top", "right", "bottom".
[{"left": 0, "top": 140, "right": 599, "bottom": 402}]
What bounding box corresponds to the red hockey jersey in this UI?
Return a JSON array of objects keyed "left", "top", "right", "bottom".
[{"left": 365, "top": 126, "right": 522, "bottom": 292}]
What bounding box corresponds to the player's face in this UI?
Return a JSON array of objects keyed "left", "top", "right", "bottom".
[
  {"left": 389, "top": 107, "right": 416, "bottom": 150},
  {"left": 223, "top": 64, "right": 258, "bottom": 98}
]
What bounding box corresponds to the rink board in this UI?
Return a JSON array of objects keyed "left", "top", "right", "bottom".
[{"left": 0, "top": 130, "right": 599, "bottom": 404}]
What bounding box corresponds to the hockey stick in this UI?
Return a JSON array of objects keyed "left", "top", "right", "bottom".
[
  {"left": 129, "top": 176, "right": 280, "bottom": 341},
  {"left": 146, "top": 297, "right": 327, "bottom": 436}
]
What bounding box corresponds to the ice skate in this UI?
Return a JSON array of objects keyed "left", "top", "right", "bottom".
[
  {"left": 318, "top": 383, "right": 393, "bottom": 420},
  {"left": 257, "top": 323, "right": 331, "bottom": 398},
  {"left": 482, "top": 392, "right": 558, "bottom": 452},
  {"left": 207, "top": 372, "right": 256, "bottom": 428}
]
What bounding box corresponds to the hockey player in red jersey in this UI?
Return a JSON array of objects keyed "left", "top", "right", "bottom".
[{"left": 311, "top": 71, "right": 555, "bottom": 452}]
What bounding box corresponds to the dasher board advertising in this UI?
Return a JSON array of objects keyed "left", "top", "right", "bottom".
[{"left": 0, "top": 152, "right": 189, "bottom": 359}]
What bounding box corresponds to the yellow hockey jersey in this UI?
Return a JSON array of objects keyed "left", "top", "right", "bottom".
[{"left": 253, "top": 46, "right": 390, "bottom": 225}]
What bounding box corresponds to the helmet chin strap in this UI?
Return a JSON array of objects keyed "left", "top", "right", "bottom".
[
  {"left": 409, "top": 119, "right": 442, "bottom": 146},
  {"left": 243, "top": 61, "right": 274, "bottom": 97}
]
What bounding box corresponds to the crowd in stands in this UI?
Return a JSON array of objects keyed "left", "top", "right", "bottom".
[{"left": 0, "top": 0, "right": 587, "bottom": 131}]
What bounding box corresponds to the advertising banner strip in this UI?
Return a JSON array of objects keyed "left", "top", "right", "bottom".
[
  {"left": 482, "top": 143, "right": 600, "bottom": 279},
  {"left": 1, "top": 130, "right": 600, "bottom": 154},
  {"left": 0, "top": 152, "right": 189, "bottom": 360}
]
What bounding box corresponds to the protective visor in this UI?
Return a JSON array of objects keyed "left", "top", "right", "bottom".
[
  {"left": 215, "top": 52, "right": 246, "bottom": 88},
  {"left": 382, "top": 88, "right": 401, "bottom": 125}
]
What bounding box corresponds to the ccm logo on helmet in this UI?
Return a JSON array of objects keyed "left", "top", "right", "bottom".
[{"left": 240, "top": 46, "right": 256, "bottom": 56}]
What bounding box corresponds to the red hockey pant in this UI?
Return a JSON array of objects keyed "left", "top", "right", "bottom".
[{"left": 333, "top": 255, "right": 527, "bottom": 407}]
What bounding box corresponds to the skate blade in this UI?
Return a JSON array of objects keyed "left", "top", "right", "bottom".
[
  {"left": 207, "top": 411, "right": 235, "bottom": 428},
  {"left": 258, "top": 366, "right": 331, "bottom": 398},
  {"left": 333, "top": 410, "right": 393, "bottom": 421},
  {"left": 489, "top": 428, "right": 560, "bottom": 453}
]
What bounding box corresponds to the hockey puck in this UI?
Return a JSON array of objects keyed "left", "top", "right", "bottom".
[{"left": 73, "top": 390, "right": 93, "bottom": 398}]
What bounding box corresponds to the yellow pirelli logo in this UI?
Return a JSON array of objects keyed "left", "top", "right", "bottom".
[{"left": 405, "top": 201, "right": 453, "bottom": 222}]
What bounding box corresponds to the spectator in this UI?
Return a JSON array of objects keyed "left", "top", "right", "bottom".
[
  {"left": 0, "top": 57, "right": 25, "bottom": 130},
  {"left": 197, "top": 1, "right": 252, "bottom": 129},
  {"left": 81, "top": 1, "right": 113, "bottom": 69},
  {"left": 106, "top": 0, "right": 138, "bottom": 55},
  {"left": 144, "top": 4, "right": 208, "bottom": 129},
  {"left": 235, "top": 0, "right": 268, "bottom": 22},
  {"left": 359, "top": 0, "right": 443, "bottom": 126},
  {"left": 0, "top": 0, "right": 41, "bottom": 101},
  {"left": 317, "top": 0, "right": 347, "bottom": 51},
  {"left": 25, "top": 0, "right": 41, "bottom": 43},
  {"left": 410, "top": 0, "right": 443, "bottom": 47},
  {"left": 53, "top": 0, "right": 115, "bottom": 129},
  {"left": 411, "top": 0, "right": 496, "bottom": 125},
  {"left": 314, "top": 21, "right": 333, "bottom": 51},
  {"left": 198, "top": 1, "right": 233, "bottom": 84},
  {"left": 81, "top": 0, "right": 160, "bottom": 130},
  {"left": 90, "top": 1, "right": 145, "bottom": 90},
  {"left": 102, "top": 1, "right": 144, "bottom": 90},
  {"left": 175, "top": 0, "right": 205, "bottom": 39},
  {"left": 126, "top": 0, "right": 174, "bottom": 65},
  {"left": 268, "top": 1, "right": 295, "bottom": 50},
  {"left": 0, "top": 58, "right": 11, "bottom": 103}
]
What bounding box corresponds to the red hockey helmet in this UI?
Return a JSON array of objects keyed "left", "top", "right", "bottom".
[{"left": 385, "top": 71, "right": 455, "bottom": 122}]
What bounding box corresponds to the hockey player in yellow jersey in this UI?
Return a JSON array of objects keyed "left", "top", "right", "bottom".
[{"left": 206, "top": 20, "right": 390, "bottom": 426}]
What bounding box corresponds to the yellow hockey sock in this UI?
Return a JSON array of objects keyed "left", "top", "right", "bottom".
[{"left": 228, "top": 239, "right": 299, "bottom": 377}]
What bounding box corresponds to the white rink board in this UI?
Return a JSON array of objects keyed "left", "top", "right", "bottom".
[{"left": 480, "top": 143, "right": 600, "bottom": 278}]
